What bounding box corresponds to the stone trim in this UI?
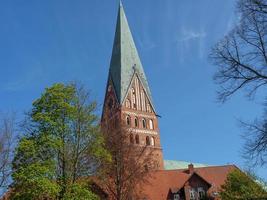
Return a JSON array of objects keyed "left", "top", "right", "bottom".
[
  {"left": 127, "top": 128, "right": 158, "bottom": 135},
  {"left": 123, "top": 111, "right": 157, "bottom": 119}
]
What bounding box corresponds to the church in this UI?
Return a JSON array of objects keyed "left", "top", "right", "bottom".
[{"left": 100, "top": 2, "right": 237, "bottom": 200}]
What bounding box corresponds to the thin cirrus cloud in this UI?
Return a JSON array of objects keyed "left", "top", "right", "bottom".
[
  {"left": 175, "top": 28, "right": 207, "bottom": 62},
  {"left": 138, "top": 28, "right": 208, "bottom": 67},
  {"left": 178, "top": 28, "right": 207, "bottom": 42}
]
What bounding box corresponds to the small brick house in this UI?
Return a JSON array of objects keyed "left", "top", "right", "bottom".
[{"left": 141, "top": 164, "right": 237, "bottom": 200}]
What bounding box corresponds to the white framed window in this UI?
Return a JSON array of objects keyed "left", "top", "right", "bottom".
[
  {"left": 198, "top": 187, "right": 205, "bottom": 199},
  {"left": 190, "top": 189, "right": 196, "bottom": 200},
  {"left": 173, "top": 194, "right": 180, "bottom": 200}
]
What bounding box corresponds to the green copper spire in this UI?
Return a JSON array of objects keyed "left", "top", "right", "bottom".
[{"left": 108, "top": 2, "right": 154, "bottom": 107}]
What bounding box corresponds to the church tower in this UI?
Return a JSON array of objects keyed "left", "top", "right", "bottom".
[{"left": 101, "top": 2, "right": 164, "bottom": 170}]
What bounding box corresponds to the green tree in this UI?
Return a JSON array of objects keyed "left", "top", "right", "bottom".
[
  {"left": 11, "top": 83, "right": 109, "bottom": 200},
  {"left": 220, "top": 169, "right": 267, "bottom": 200}
]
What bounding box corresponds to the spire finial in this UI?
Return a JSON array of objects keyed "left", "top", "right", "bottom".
[{"left": 119, "top": 0, "right": 123, "bottom": 7}]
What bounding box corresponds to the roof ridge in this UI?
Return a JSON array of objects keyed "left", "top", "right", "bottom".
[
  {"left": 164, "top": 159, "right": 209, "bottom": 164},
  {"left": 194, "top": 164, "right": 236, "bottom": 169},
  {"left": 162, "top": 165, "right": 236, "bottom": 172}
]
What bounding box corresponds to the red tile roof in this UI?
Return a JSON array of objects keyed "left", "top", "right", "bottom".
[
  {"left": 194, "top": 165, "right": 237, "bottom": 193},
  {"left": 141, "top": 165, "right": 237, "bottom": 200},
  {"left": 141, "top": 170, "right": 189, "bottom": 200}
]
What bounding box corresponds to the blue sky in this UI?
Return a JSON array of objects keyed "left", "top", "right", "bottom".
[{"left": 0, "top": 0, "right": 266, "bottom": 179}]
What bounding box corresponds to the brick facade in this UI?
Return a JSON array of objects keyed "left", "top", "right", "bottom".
[{"left": 101, "top": 74, "right": 164, "bottom": 170}]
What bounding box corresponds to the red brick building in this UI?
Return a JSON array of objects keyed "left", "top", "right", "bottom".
[{"left": 100, "top": 2, "right": 237, "bottom": 200}]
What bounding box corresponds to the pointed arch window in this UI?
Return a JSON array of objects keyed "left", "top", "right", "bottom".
[
  {"left": 132, "top": 88, "right": 136, "bottom": 109},
  {"left": 126, "top": 115, "right": 131, "bottom": 126},
  {"left": 149, "top": 119, "right": 154, "bottom": 130},
  {"left": 141, "top": 90, "right": 145, "bottom": 111},
  {"left": 151, "top": 137, "right": 155, "bottom": 146},
  {"left": 135, "top": 135, "right": 140, "bottom": 144},
  {"left": 134, "top": 117, "right": 138, "bottom": 127},
  {"left": 130, "top": 134, "right": 134, "bottom": 144},
  {"left": 146, "top": 136, "right": 150, "bottom": 146},
  {"left": 142, "top": 118, "right": 146, "bottom": 129},
  {"left": 125, "top": 99, "right": 131, "bottom": 108},
  {"left": 132, "top": 88, "right": 136, "bottom": 95}
]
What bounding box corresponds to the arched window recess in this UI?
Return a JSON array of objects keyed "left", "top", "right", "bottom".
[
  {"left": 146, "top": 136, "right": 150, "bottom": 146},
  {"left": 126, "top": 115, "right": 131, "bottom": 126}
]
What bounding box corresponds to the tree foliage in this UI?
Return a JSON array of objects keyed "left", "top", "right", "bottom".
[
  {"left": 210, "top": 0, "right": 267, "bottom": 102},
  {"left": 220, "top": 169, "right": 267, "bottom": 200},
  {"left": 10, "top": 83, "right": 109, "bottom": 200}
]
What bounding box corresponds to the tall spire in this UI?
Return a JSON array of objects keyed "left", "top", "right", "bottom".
[
  {"left": 108, "top": 2, "right": 154, "bottom": 107},
  {"left": 102, "top": 2, "right": 164, "bottom": 171}
]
